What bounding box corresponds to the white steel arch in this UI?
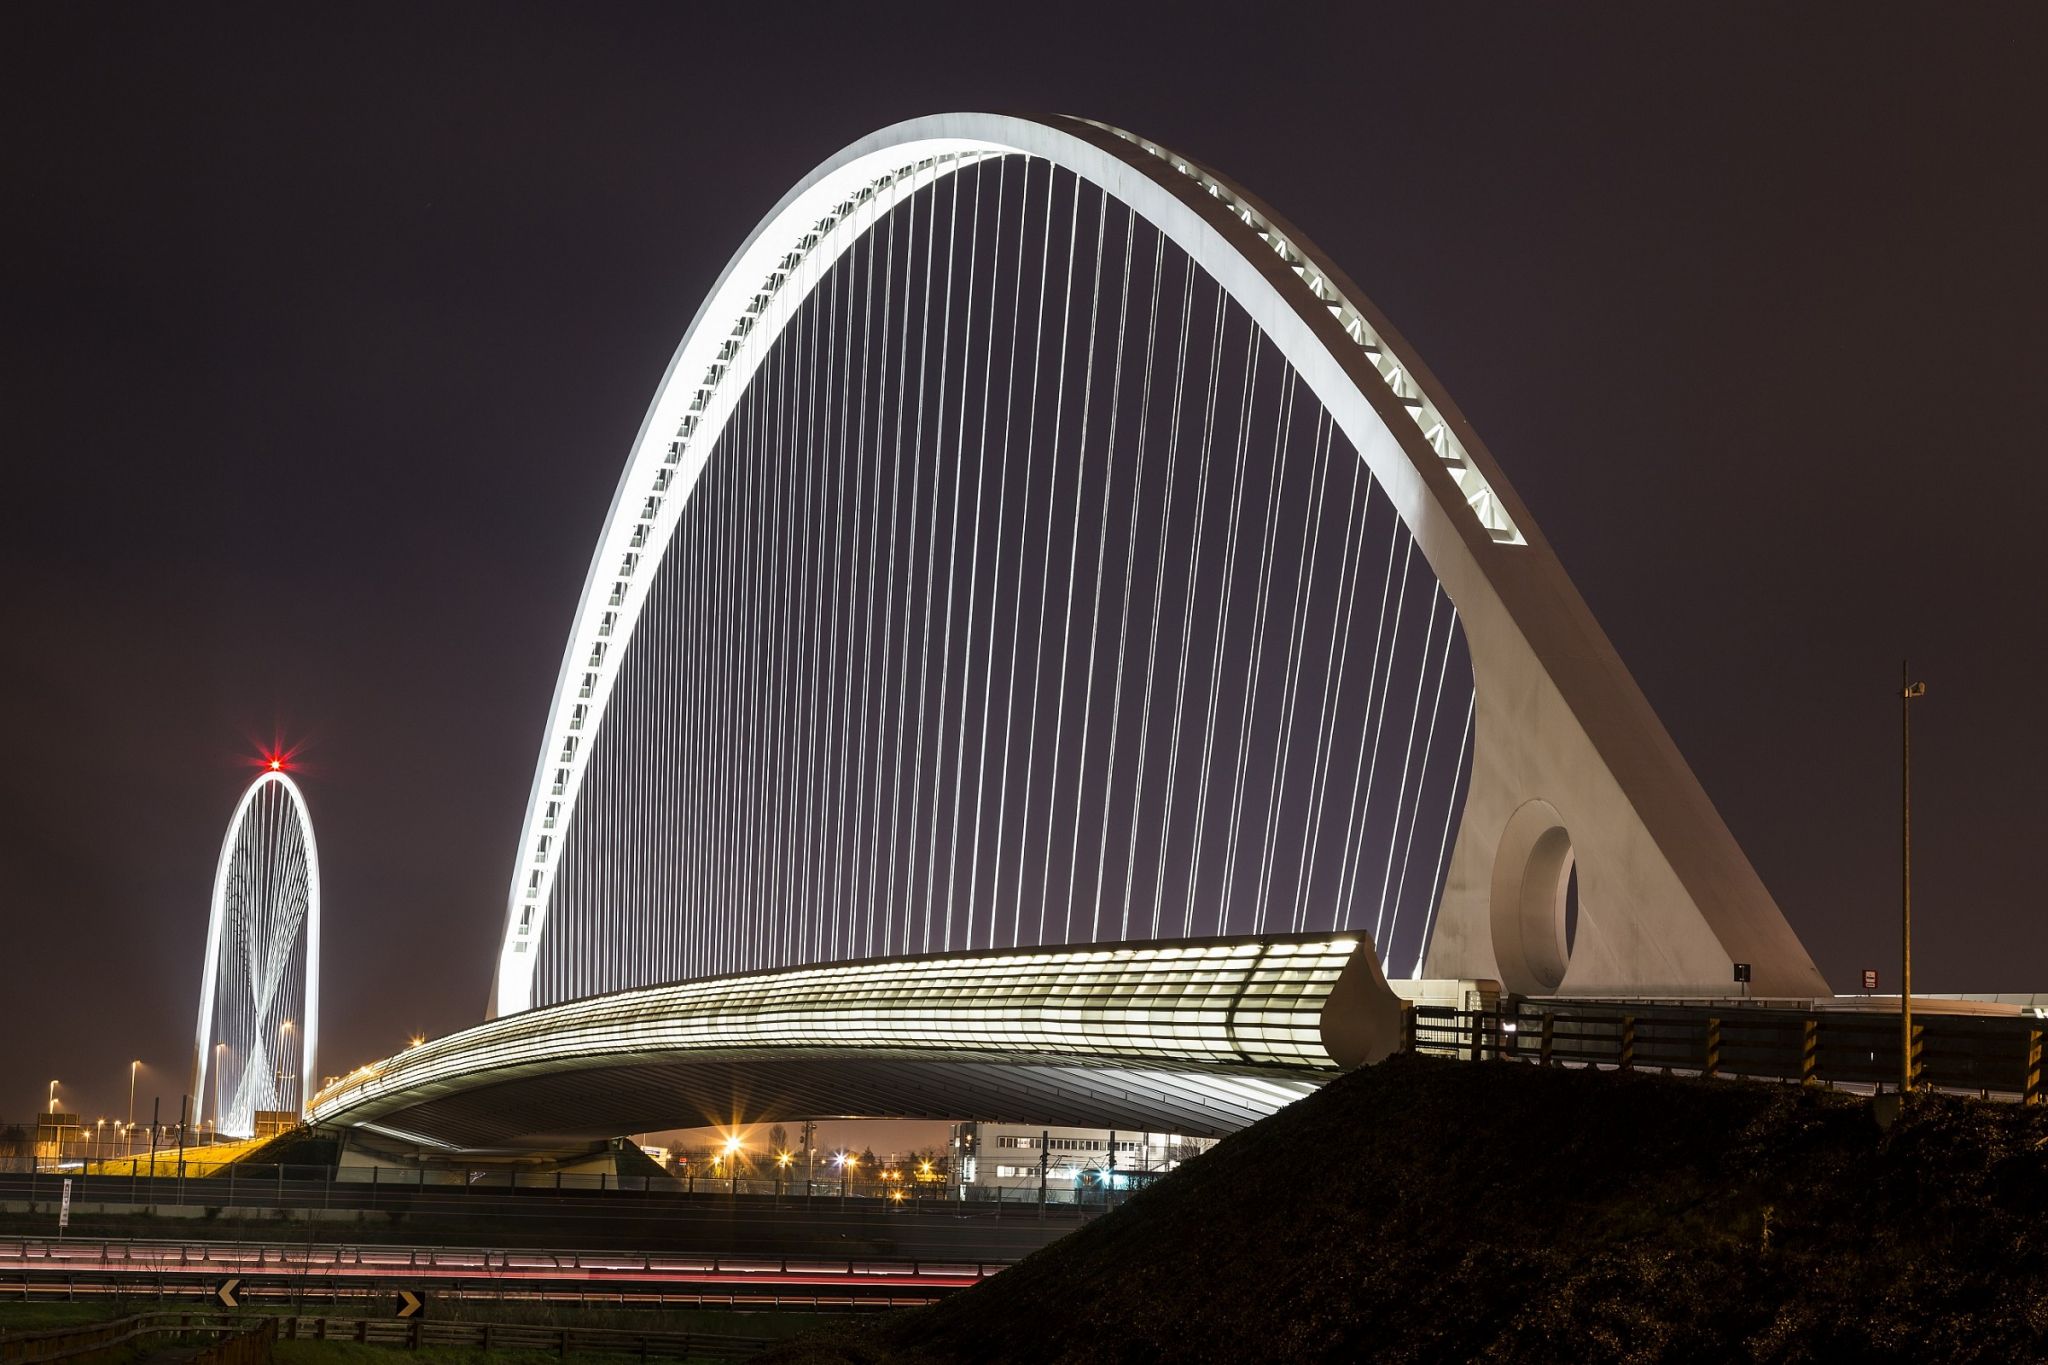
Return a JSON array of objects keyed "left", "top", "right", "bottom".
[
  {"left": 192, "top": 770, "right": 322, "bottom": 1137},
  {"left": 491, "top": 113, "right": 1827, "bottom": 1018}
]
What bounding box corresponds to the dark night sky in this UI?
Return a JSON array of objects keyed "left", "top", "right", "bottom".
[{"left": 5, "top": 5, "right": 2045, "bottom": 1123}]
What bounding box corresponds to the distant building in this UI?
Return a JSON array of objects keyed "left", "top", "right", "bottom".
[
  {"left": 252, "top": 1110, "right": 298, "bottom": 1139},
  {"left": 952, "top": 1121, "right": 1213, "bottom": 1192},
  {"left": 35, "top": 1112, "right": 81, "bottom": 1160}
]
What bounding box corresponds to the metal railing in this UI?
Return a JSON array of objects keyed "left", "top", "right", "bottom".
[
  {"left": 0, "top": 1162, "right": 1130, "bottom": 1219},
  {"left": 0, "top": 1312, "right": 273, "bottom": 1365},
  {"left": 0, "top": 1235, "right": 1001, "bottom": 1284},
  {"left": 0, "top": 1311, "right": 770, "bottom": 1364},
  {"left": 1404, "top": 1000, "right": 2046, "bottom": 1100},
  {"left": 277, "top": 1315, "right": 768, "bottom": 1360}
]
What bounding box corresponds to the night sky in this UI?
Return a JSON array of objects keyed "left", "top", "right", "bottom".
[{"left": 6, "top": 5, "right": 2045, "bottom": 1123}]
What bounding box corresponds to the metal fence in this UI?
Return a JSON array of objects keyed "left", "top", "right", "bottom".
[
  {"left": 277, "top": 1316, "right": 768, "bottom": 1360},
  {"left": 0, "top": 1235, "right": 1004, "bottom": 1283},
  {"left": 1406, "top": 999, "right": 2045, "bottom": 1099},
  {"left": 0, "top": 1234, "right": 985, "bottom": 1316},
  {"left": 0, "top": 1311, "right": 771, "bottom": 1364},
  {"left": 0, "top": 1312, "right": 274, "bottom": 1365},
  {"left": 0, "top": 1160, "right": 1132, "bottom": 1221}
]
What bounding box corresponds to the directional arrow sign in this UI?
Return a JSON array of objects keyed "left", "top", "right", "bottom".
[
  {"left": 216, "top": 1278, "right": 241, "bottom": 1309},
  {"left": 395, "top": 1290, "right": 423, "bottom": 1319}
]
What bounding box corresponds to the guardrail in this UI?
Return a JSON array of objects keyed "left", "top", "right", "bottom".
[
  {"left": 0, "top": 1161, "right": 1122, "bottom": 1212},
  {"left": 1405, "top": 1000, "right": 2045, "bottom": 1099},
  {"left": 279, "top": 1315, "right": 768, "bottom": 1360},
  {"left": 0, "top": 1312, "right": 769, "bottom": 1364},
  {"left": 0, "top": 1312, "right": 273, "bottom": 1365},
  {"left": 0, "top": 1235, "right": 1001, "bottom": 1283}
]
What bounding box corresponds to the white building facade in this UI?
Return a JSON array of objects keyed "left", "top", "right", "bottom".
[{"left": 956, "top": 1121, "right": 1213, "bottom": 1193}]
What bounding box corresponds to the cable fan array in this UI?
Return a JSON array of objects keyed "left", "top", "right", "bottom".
[{"left": 534, "top": 155, "right": 1474, "bottom": 1005}]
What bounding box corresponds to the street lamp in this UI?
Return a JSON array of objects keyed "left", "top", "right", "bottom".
[
  {"left": 1901, "top": 663, "right": 1928, "bottom": 1095},
  {"left": 279, "top": 1020, "right": 296, "bottom": 1116}
]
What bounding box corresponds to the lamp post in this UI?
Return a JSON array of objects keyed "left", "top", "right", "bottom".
[
  {"left": 279, "top": 1020, "right": 296, "bottom": 1117},
  {"left": 128, "top": 1061, "right": 139, "bottom": 1141},
  {"left": 1901, "top": 663, "right": 1927, "bottom": 1095}
]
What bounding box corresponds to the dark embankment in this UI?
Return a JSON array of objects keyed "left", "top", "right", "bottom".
[{"left": 764, "top": 1055, "right": 2048, "bottom": 1363}]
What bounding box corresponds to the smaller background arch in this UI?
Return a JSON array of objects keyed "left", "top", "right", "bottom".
[{"left": 191, "top": 771, "right": 321, "bottom": 1137}]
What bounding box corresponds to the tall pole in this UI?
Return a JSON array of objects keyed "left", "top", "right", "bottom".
[
  {"left": 128, "top": 1062, "right": 138, "bottom": 1142},
  {"left": 1901, "top": 661, "right": 1926, "bottom": 1095},
  {"left": 280, "top": 1020, "right": 295, "bottom": 1119}
]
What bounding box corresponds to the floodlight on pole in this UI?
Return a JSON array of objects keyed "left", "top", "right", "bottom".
[{"left": 1901, "top": 663, "right": 1928, "bottom": 1095}]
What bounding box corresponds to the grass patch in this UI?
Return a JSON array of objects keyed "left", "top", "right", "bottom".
[{"left": 0, "top": 1301, "right": 153, "bottom": 1331}]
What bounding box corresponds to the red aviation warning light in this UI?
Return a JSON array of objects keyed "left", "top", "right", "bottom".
[{"left": 251, "top": 738, "right": 304, "bottom": 776}]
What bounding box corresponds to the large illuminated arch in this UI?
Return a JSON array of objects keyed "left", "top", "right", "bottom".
[
  {"left": 192, "top": 769, "right": 321, "bottom": 1136},
  {"left": 491, "top": 113, "right": 1827, "bottom": 1017}
]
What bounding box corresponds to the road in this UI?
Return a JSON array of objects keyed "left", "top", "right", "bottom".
[{"left": 0, "top": 1172, "right": 1090, "bottom": 1263}]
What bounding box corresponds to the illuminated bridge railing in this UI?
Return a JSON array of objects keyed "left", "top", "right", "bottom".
[{"left": 312, "top": 934, "right": 1390, "bottom": 1128}]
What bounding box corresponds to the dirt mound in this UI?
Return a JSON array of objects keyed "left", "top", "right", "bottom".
[{"left": 762, "top": 1055, "right": 2048, "bottom": 1363}]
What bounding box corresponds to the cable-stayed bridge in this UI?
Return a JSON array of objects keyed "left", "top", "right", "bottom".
[{"left": 311, "top": 114, "right": 1829, "bottom": 1149}]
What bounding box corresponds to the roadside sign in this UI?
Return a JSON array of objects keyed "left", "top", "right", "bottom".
[
  {"left": 1863, "top": 968, "right": 1879, "bottom": 991},
  {"left": 58, "top": 1179, "right": 71, "bottom": 1232},
  {"left": 396, "top": 1290, "right": 424, "bottom": 1319},
  {"left": 1732, "top": 963, "right": 1751, "bottom": 984},
  {"left": 216, "top": 1278, "right": 241, "bottom": 1309}
]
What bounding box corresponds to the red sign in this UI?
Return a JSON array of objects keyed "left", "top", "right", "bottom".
[{"left": 1862, "top": 969, "right": 1879, "bottom": 991}]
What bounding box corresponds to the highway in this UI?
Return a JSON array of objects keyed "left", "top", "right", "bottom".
[
  {"left": 0, "top": 1172, "right": 1087, "bottom": 1263},
  {"left": 0, "top": 1236, "right": 994, "bottom": 1310}
]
